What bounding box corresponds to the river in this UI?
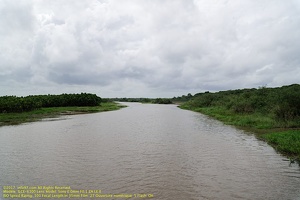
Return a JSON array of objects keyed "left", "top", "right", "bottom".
[{"left": 0, "top": 103, "right": 299, "bottom": 200}]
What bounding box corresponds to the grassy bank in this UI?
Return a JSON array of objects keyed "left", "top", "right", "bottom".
[
  {"left": 0, "top": 102, "right": 126, "bottom": 126},
  {"left": 180, "top": 106, "right": 275, "bottom": 129},
  {"left": 179, "top": 105, "right": 300, "bottom": 162},
  {"left": 179, "top": 105, "right": 276, "bottom": 133},
  {"left": 259, "top": 130, "right": 300, "bottom": 160},
  {"left": 178, "top": 84, "right": 300, "bottom": 163}
]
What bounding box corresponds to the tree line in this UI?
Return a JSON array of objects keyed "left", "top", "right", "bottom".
[
  {"left": 0, "top": 93, "right": 102, "bottom": 113},
  {"left": 177, "top": 84, "right": 300, "bottom": 126},
  {"left": 111, "top": 97, "right": 172, "bottom": 104}
]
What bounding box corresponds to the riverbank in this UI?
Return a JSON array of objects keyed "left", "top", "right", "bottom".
[
  {"left": 179, "top": 105, "right": 300, "bottom": 163},
  {"left": 0, "top": 102, "right": 126, "bottom": 126}
]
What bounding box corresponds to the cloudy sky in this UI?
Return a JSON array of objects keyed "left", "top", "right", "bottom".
[{"left": 1, "top": 0, "right": 300, "bottom": 97}]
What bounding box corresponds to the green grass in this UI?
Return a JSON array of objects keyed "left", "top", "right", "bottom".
[
  {"left": 179, "top": 104, "right": 300, "bottom": 162},
  {"left": 259, "top": 130, "right": 300, "bottom": 161},
  {"left": 180, "top": 105, "right": 275, "bottom": 129},
  {"left": 0, "top": 102, "right": 126, "bottom": 126}
]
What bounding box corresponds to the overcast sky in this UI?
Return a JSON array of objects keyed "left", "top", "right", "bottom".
[{"left": 1, "top": 0, "right": 300, "bottom": 97}]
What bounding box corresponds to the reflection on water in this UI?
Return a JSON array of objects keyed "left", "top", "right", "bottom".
[{"left": 0, "top": 103, "right": 299, "bottom": 200}]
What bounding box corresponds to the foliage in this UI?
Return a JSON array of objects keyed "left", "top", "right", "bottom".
[
  {"left": 179, "top": 84, "right": 300, "bottom": 128},
  {"left": 152, "top": 98, "right": 172, "bottom": 104},
  {"left": 260, "top": 130, "right": 300, "bottom": 160},
  {"left": 0, "top": 102, "right": 125, "bottom": 126},
  {"left": 111, "top": 97, "right": 172, "bottom": 104},
  {"left": 172, "top": 93, "right": 193, "bottom": 102},
  {"left": 179, "top": 84, "right": 300, "bottom": 160},
  {"left": 0, "top": 93, "right": 102, "bottom": 113}
]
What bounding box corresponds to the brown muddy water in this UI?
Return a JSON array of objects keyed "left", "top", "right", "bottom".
[{"left": 0, "top": 103, "right": 299, "bottom": 200}]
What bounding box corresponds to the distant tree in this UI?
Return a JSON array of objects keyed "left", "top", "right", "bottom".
[{"left": 0, "top": 93, "right": 102, "bottom": 113}]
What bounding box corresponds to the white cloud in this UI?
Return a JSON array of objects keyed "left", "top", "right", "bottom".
[{"left": 0, "top": 0, "right": 299, "bottom": 97}]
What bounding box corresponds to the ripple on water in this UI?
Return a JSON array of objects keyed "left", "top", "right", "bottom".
[{"left": 0, "top": 103, "right": 299, "bottom": 200}]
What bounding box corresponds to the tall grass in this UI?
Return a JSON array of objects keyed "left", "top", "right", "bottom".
[
  {"left": 0, "top": 102, "right": 125, "bottom": 126},
  {"left": 180, "top": 106, "right": 275, "bottom": 129},
  {"left": 259, "top": 130, "right": 300, "bottom": 160},
  {"left": 178, "top": 84, "right": 300, "bottom": 161}
]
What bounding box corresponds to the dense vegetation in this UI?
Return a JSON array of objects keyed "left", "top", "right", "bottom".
[
  {"left": 0, "top": 93, "right": 102, "bottom": 113},
  {"left": 178, "top": 84, "right": 300, "bottom": 161},
  {"left": 0, "top": 101, "right": 125, "bottom": 126},
  {"left": 260, "top": 130, "right": 300, "bottom": 157},
  {"left": 179, "top": 84, "right": 300, "bottom": 128},
  {"left": 111, "top": 97, "right": 172, "bottom": 104},
  {"left": 172, "top": 93, "right": 194, "bottom": 103}
]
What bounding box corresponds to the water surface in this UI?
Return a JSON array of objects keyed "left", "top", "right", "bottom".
[{"left": 0, "top": 103, "right": 299, "bottom": 199}]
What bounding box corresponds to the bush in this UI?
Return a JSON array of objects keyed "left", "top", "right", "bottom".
[
  {"left": 0, "top": 93, "right": 102, "bottom": 113},
  {"left": 273, "top": 85, "right": 300, "bottom": 121},
  {"left": 152, "top": 98, "right": 172, "bottom": 104},
  {"left": 180, "top": 84, "right": 300, "bottom": 128}
]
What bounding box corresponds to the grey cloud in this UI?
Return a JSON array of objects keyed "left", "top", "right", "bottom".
[
  {"left": 0, "top": 0, "right": 300, "bottom": 97},
  {"left": 106, "top": 15, "right": 134, "bottom": 30},
  {"left": 0, "top": 66, "right": 32, "bottom": 83},
  {"left": 48, "top": 71, "right": 110, "bottom": 86},
  {"left": 0, "top": 0, "right": 34, "bottom": 34}
]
